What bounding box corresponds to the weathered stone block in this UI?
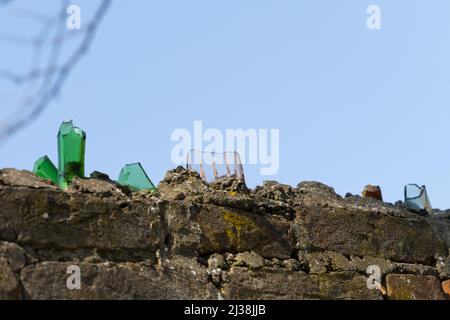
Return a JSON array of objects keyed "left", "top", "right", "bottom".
[
  {"left": 20, "top": 257, "right": 217, "bottom": 300},
  {"left": 291, "top": 182, "right": 448, "bottom": 264},
  {"left": 386, "top": 274, "right": 445, "bottom": 300},
  {"left": 221, "top": 267, "right": 382, "bottom": 300},
  {"left": 0, "top": 184, "right": 163, "bottom": 261},
  {"left": 0, "top": 257, "right": 21, "bottom": 299}
]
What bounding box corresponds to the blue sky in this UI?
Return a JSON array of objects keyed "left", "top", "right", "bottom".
[{"left": 1, "top": 0, "right": 450, "bottom": 208}]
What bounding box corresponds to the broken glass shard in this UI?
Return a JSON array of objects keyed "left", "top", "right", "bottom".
[
  {"left": 118, "top": 163, "right": 156, "bottom": 191},
  {"left": 57, "top": 121, "right": 86, "bottom": 185},
  {"left": 362, "top": 185, "right": 383, "bottom": 201},
  {"left": 233, "top": 151, "right": 245, "bottom": 182},
  {"left": 186, "top": 150, "right": 246, "bottom": 183},
  {"left": 33, "top": 155, "right": 59, "bottom": 185},
  {"left": 58, "top": 174, "right": 68, "bottom": 190},
  {"left": 404, "top": 184, "right": 433, "bottom": 215}
]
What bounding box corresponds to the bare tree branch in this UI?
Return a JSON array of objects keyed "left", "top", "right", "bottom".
[{"left": 0, "top": 0, "right": 111, "bottom": 143}]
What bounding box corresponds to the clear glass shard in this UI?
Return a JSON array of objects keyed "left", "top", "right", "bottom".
[
  {"left": 404, "top": 184, "right": 433, "bottom": 215},
  {"left": 199, "top": 161, "right": 207, "bottom": 181},
  {"left": 212, "top": 159, "right": 219, "bottom": 179},
  {"left": 233, "top": 151, "right": 245, "bottom": 182},
  {"left": 33, "top": 155, "right": 59, "bottom": 185},
  {"left": 186, "top": 150, "right": 246, "bottom": 183},
  {"left": 118, "top": 163, "right": 156, "bottom": 192},
  {"left": 224, "top": 153, "right": 231, "bottom": 177}
]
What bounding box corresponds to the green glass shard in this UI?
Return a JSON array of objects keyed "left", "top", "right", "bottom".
[
  {"left": 57, "top": 121, "right": 86, "bottom": 185},
  {"left": 33, "top": 156, "right": 59, "bottom": 185},
  {"left": 118, "top": 163, "right": 156, "bottom": 192},
  {"left": 58, "top": 174, "right": 68, "bottom": 190}
]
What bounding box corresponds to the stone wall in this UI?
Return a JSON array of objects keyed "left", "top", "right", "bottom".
[{"left": 0, "top": 167, "right": 449, "bottom": 300}]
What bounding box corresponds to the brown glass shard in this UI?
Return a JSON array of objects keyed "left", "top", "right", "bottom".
[{"left": 362, "top": 185, "right": 383, "bottom": 201}]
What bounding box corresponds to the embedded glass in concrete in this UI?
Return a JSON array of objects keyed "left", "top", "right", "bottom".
[{"left": 186, "top": 150, "right": 246, "bottom": 183}]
